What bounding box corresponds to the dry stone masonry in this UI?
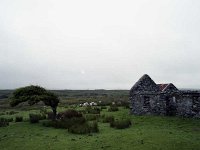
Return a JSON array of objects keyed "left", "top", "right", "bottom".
[{"left": 130, "top": 74, "right": 200, "bottom": 118}]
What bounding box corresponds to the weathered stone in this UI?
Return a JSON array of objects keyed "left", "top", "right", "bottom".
[{"left": 130, "top": 74, "right": 200, "bottom": 118}]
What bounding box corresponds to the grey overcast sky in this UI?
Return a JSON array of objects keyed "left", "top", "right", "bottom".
[{"left": 0, "top": 0, "right": 200, "bottom": 90}]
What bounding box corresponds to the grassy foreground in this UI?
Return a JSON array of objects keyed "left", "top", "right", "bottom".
[{"left": 0, "top": 107, "right": 200, "bottom": 150}]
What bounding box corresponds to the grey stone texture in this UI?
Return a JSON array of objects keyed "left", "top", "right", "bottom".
[{"left": 130, "top": 74, "right": 200, "bottom": 118}]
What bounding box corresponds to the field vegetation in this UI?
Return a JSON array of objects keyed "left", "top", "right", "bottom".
[{"left": 0, "top": 90, "right": 199, "bottom": 150}]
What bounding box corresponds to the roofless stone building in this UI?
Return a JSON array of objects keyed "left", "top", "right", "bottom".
[{"left": 130, "top": 74, "right": 200, "bottom": 118}]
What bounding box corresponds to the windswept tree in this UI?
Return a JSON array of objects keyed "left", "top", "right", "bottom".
[{"left": 10, "top": 85, "right": 59, "bottom": 119}]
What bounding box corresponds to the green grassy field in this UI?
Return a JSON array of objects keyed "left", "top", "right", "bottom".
[{"left": 0, "top": 107, "right": 200, "bottom": 150}]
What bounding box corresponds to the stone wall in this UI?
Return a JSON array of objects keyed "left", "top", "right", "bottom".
[
  {"left": 130, "top": 93, "right": 166, "bottom": 115},
  {"left": 130, "top": 91, "right": 200, "bottom": 118},
  {"left": 130, "top": 74, "right": 200, "bottom": 118},
  {"left": 176, "top": 91, "right": 200, "bottom": 118}
]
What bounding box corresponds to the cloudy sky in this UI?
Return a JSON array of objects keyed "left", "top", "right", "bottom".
[{"left": 0, "top": 0, "right": 200, "bottom": 90}]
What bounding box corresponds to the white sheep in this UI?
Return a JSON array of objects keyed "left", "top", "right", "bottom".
[
  {"left": 83, "top": 102, "right": 89, "bottom": 106},
  {"left": 90, "top": 102, "right": 97, "bottom": 106}
]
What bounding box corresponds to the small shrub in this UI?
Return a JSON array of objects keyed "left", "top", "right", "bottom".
[
  {"left": 0, "top": 118, "right": 14, "bottom": 123},
  {"left": 42, "top": 120, "right": 53, "bottom": 127},
  {"left": 7, "top": 111, "right": 18, "bottom": 115},
  {"left": 6, "top": 118, "right": 13, "bottom": 122},
  {"left": 40, "top": 106, "right": 47, "bottom": 116},
  {"left": 98, "top": 102, "right": 110, "bottom": 106},
  {"left": 78, "top": 110, "right": 87, "bottom": 114},
  {"left": 29, "top": 114, "right": 45, "bottom": 123},
  {"left": 118, "top": 101, "right": 129, "bottom": 108},
  {"left": 102, "top": 115, "right": 115, "bottom": 123},
  {"left": 85, "top": 106, "right": 101, "bottom": 114},
  {"left": 84, "top": 114, "right": 99, "bottom": 121},
  {"left": 42, "top": 120, "right": 69, "bottom": 128},
  {"left": 100, "top": 106, "right": 107, "bottom": 110},
  {"left": 43, "top": 120, "right": 68, "bottom": 129},
  {"left": 101, "top": 114, "right": 105, "bottom": 118},
  {"left": 0, "top": 112, "right": 5, "bottom": 116},
  {"left": 43, "top": 109, "right": 99, "bottom": 134},
  {"left": 47, "top": 112, "right": 54, "bottom": 120},
  {"left": 68, "top": 123, "right": 90, "bottom": 134},
  {"left": 0, "top": 118, "right": 9, "bottom": 127},
  {"left": 89, "top": 121, "right": 99, "bottom": 133},
  {"left": 15, "top": 116, "right": 23, "bottom": 122},
  {"left": 108, "top": 106, "right": 119, "bottom": 112},
  {"left": 110, "top": 118, "right": 131, "bottom": 129},
  {"left": 68, "top": 117, "right": 86, "bottom": 126},
  {"left": 68, "top": 121, "right": 99, "bottom": 134},
  {"left": 43, "top": 117, "right": 86, "bottom": 129},
  {"left": 57, "top": 109, "right": 83, "bottom": 120}
]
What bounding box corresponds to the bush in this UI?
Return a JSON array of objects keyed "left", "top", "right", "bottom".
[
  {"left": 43, "top": 120, "right": 68, "bottom": 129},
  {"left": 43, "top": 109, "right": 99, "bottom": 134},
  {"left": 98, "top": 102, "right": 110, "bottom": 106},
  {"left": 0, "top": 118, "right": 9, "bottom": 127},
  {"left": 43, "top": 117, "right": 86, "bottom": 129},
  {"left": 7, "top": 111, "right": 18, "bottom": 115},
  {"left": 110, "top": 118, "right": 131, "bottom": 129},
  {"left": 84, "top": 114, "right": 99, "bottom": 121},
  {"left": 108, "top": 105, "right": 119, "bottom": 112},
  {"left": 68, "top": 121, "right": 99, "bottom": 134},
  {"left": 42, "top": 120, "right": 54, "bottom": 127},
  {"left": 85, "top": 106, "right": 101, "bottom": 114},
  {"left": 29, "top": 114, "right": 46, "bottom": 123},
  {"left": 78, "top": 110, "right": 87, "bottom": 114},
  {"left": 47, "top": 112, "right": 54, "bottom": 120},
  {"left": 68, "top": 123, "right": 90, "bottom": 134},
  {"left": 68, "top": 117, "right": 86, "bottom": 126},
  {"left": 15, "top": 116, "right": 23, "bottom": 122},
  {"left": 40, "top": 106, "right": 47, "bottom": 116},
  {"left": 102, "top": 115, "right": 115, "bottom": 123},
  {"left": 89, "top": 121, "right": 99, "bottom": 133},
  {"left": 117, "top": 101, "right": 129, "bottom": 108},
  {"left": 100, "top": 106, "right": 107, "bottom": 110},
  {"left": 0, "top": 112, "right": 5, "bottom": 116},
  {"left": 6, "top": 118, "right": 13, "bottom": 122},
  {"left": 57, "top": 109, "right": 83, "bottom": 120},
  {"left": 0, "top": 118, "right": 14, "bottom": 123}
]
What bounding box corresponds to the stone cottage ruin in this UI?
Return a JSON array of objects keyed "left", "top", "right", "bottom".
[{"left": 130, "top": 74, "right": 200, "bottom": 118}]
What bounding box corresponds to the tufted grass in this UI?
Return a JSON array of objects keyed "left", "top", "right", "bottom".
[{"left": 0, "top": 107, "right": 200, "bottom": 150}]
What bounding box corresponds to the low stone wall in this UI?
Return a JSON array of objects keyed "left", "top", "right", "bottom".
[
  {"left": 130, "top": 91, "right": 200, "bottom": 118},
  {"left": 176, "top": 91, "right": 200, "bottom": 118}
]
